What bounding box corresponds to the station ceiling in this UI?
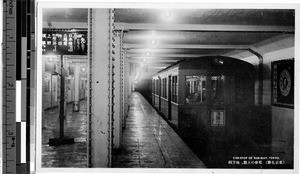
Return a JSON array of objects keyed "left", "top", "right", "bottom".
[{"left": 43, "top": 8, "right": 295, "bottom": 71}]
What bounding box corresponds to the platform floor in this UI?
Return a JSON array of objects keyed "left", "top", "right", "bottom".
[
  {"left": 41, "top": 93, "right": 205, "bottom": 168},
  {"left": 42, "top": 100, "right": 87, "bottom": 168},
  {"left": 112, "top": 92, "right": 206, "bottom": 168}
]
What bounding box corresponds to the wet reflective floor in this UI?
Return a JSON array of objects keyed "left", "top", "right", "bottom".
[
  {"left": 41, "top": 93, "right": 205, "bottom": 168},
  {"left": 112, "top": 92, "right": 206, "bottom": 168},
  {"left": 42, "top": 100, "right": 87, "bottom": 168}
]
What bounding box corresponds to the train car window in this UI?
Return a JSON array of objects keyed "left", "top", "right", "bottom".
[
  {"left": 185, "top": 76, "right": 206, "bottom": 103},
  {"left": 157, "top": 79, "right": 159, "bottom": 95},
  {"left": 161, "top": 79, "right": 163, "bottom": 96},
  {"left": 152, "top": 80, "right": 155, "bottom": 94},
  {"left": 162, "top": 78, "right": 167, "bottom": 98},
  {"left": 161, "top": 79, "right": 163, "bottom": 97},
  {"left": 156, "top": 79, "right": 161, "bottom": 95},
  {"left": 175, "top": 76, "right": 178, "bottom": 103},
  {"left": 171, "top": 76, "right": 178, "bottom": 103},
  {"left": 162, "top": 78, "right": 164, "bottom": 97},
  {"left": 165, "top": 78, "right": 167, "bottom": 98},
  {"left": 211, "top": 75, "right": 225, "bottom": 102},
  {"left": 155, "top": 80, "right": 158, "bottom": 95},
  {"left": 163, "top": 79, "right": 165, "bottom": 97}
]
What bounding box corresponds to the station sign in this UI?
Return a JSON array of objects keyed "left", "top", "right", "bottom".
[{"left": 42, "top": 29, "right": 87, "bottom": 55}]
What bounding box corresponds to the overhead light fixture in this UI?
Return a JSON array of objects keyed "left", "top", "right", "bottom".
[
  {"left": 164, "top": 10, "right": 171, "bottom": 17},
  {"left": 151, "top": 39, "right": 156, "bottom": 45},
  {"left": 161, "top": 9, "right": 174, "bottom": 23},
  {"left": 81, "top": 66, "right": 86, "bottom": 72},
  {"left": 146, "top": 51, "right": 151, "bottom": 57},
  {"left": 48, "top": 57, "right": 53, "bottom": 63},
  {"left": 150, "top": 31, "right": 157, "bottom": 46}
]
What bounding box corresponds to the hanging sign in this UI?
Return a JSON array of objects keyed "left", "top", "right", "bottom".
[{"left": 42, "top": 29, "right": 87, "bottom": 55}]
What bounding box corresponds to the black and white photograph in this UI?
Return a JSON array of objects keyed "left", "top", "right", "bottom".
[{"left": 0, "top": 0, "right": 299, "bottom": 174}]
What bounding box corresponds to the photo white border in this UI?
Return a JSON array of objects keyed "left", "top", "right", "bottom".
[{"left": 34, "top": 1, "right": 300, "bottom": 174}]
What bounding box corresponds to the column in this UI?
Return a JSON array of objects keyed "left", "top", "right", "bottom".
[
  {"left": 90, "top": 8, "right": 113, "bottom": 167},
  {"left": 113, "top": 31, "right": 121, "bottom": 149},
  {"left": 121, "top": 48, "right": 126, "bottom": 129},
  {"left": 73, "top": 63, "right": 80, "bottom": 111},
  {"left": 124, "top": 55, "right": 130, "bottom": 120}
]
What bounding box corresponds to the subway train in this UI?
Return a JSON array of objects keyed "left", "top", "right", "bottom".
[{"left": 152, "top": 56, "right": 267, "bottom": 168}]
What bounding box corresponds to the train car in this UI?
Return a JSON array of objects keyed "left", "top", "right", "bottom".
[{"left": 152, "top": 56, "right": 256, "bottom": 167}]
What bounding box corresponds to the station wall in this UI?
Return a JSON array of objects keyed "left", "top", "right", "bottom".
[{"left": 227, "top": 35, "right": 295, "bottom": 168}]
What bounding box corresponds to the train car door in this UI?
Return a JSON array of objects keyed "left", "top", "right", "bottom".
[{"left": 168, "top": 75, "right": 172, "bottom": 120}]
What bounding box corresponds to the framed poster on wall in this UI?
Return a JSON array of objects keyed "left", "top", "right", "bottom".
[{"left": 271, "top": 59, "right": 294, "bottom": 108}]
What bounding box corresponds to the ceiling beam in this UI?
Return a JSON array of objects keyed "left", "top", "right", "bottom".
[
  {"left": 127, "top": 54, "right": 218, "bottom": 58},
  {"left": 136, "top": 64, "right": 172, "bottom": 68},
  {"left": 115, "top": 22, "right": 294, "bottom": 33},
  {"left": 43, "top": 21, "right": 88, "bottom": 29},
  {"left": 124, "top": 43, "right": 251, "bottom": 49},
  {"left": 148, "top": 66, "right": 168, "bottom": 69},
  {"left": 130, "top": 59, "right": 178, "bottom": 63},
  {"left": 130, "top": 59, "right": 173, "bottom": 64},
  {"left": 129, "top": 57, "right": 183, "bottom": 60}
]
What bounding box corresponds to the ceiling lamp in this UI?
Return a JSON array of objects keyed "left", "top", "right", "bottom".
[
  {"left": 151, "top": 38, "right": 156, "bottom": 45},
  {"left": 161, "top": 9, "right": 174, "bottom": 23},
  {"left": 146, "top": 51, "right": 151, "bottom": 57},
  {"left": 164, "top": 10, "right": 171, "bottom": 17},
  {"left": 150, "top": 30, "right": 157, "bottom": 46},
  {"left": 81, "top": 66, "right": 86, "bottom": 72},
  {"left": 48, "top": 56, "right": 54, "bottom": 63}
]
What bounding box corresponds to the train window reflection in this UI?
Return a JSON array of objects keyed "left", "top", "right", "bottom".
[
  {"left": 211, "top": 75, "right": 225, "bottom": 101},
  {"left": 186, "top": 76, "right": 206, "bottom": 103}
]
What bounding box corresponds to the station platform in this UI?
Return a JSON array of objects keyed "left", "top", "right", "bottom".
[
  {"left": 112, "top": 92, "right": 206, "bottom": 168},
  {"left": 41, "top": 93, "right": 205, "bottom": 168},
  {"left": 42, "top": 100, "right": 87, "bottom": 168}
]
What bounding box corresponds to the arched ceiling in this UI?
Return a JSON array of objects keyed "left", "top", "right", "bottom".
[{"left": 43, "top": 8, "right": 295, "bottom": 72}]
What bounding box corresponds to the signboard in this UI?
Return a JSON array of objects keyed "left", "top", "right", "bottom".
[
  {"left": 42, "top": 29, "right": 87, "bottom": 55},
  {"left": 272, "top": 59, "right": 294, "bottom": 108}
]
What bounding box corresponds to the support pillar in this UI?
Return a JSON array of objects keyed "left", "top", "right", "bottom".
[
  {"left": 125, "top": 56, "right": 130, "bottom": 116},
  {"left": 113, "top": 31, "right": 122, "bottom": 149},
  {"left": 90, "top": 8, "right": 114, "bottom": 167},
  {"left": 73, "top": 63, "right": 80, "bottom": 111},
  {"left": 122, "top": 48, "right": 126, "bottom": 129}
]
